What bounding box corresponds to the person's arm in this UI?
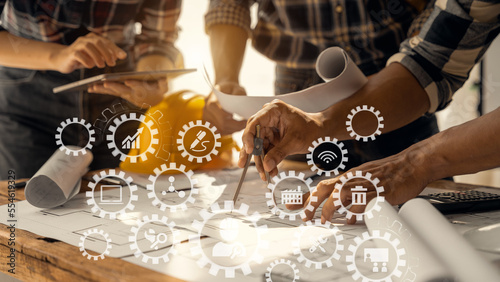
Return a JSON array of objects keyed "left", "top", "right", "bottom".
[
  {"left": 203, "top": 0, "right": 253, "bottom": 135},
  {"left": 240, "top": 0, "right": 500, "bottom": 178},
  {"left": 89, "top": 0, "right": 183, "bottom": 107},
  {"left": 300, "top": 106, "right": 500, "bottom": 224},
  {"left": 0, "top": 31, "right": 126, "bottom": 73}
]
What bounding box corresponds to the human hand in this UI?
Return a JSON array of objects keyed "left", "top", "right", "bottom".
[
  {"left": 52, "top": 33, "right": 127, "bottom": 74},
  {"left": 88, "top": 79, "right": 168, "bottom": 108},
  {"left": 289, "top": 147, "right": 431, "bottom": 224},
  {"left": 238, "top": 100, "right": 323, "bottom": 181},
  {"left": 203, "top": 81, "right": 247, "bottom": 135}
]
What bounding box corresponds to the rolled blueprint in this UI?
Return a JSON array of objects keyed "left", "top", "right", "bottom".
[
  {"left": 365, "top": 200, "right": 451, "bottom": 281},
  {"left": 399, "top": 199, "right": 500, "bottom": 282},
  {"left": 210, "top": 47, "right": 367, "bottom": 119},
  {"left": 25, "top": 146, "right": 93, "bottom": 208}
]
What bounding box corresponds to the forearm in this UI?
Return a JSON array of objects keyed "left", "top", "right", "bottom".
[
  {"left": 208, "top": 24, "right": 248, "bottom": 84},
  {"left": 0, "top": 31, "right": 63, "bottom": 70},
  {"left": 416, "top": 107, "right": 500, "bottom": 181},
  {"left": 320, "top": 62, "right": 430, "bottom": 140}
]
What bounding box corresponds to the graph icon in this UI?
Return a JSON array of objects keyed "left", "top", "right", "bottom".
[
  {"left": 122, "top": 128, "right": 143, "bottom": 150},
  {"left": 318, "top": 151, "right": 337, "bottom": 163}
]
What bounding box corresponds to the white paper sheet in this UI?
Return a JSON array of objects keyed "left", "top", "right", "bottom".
[{"left": 207, "top": 47, "right": 367, "bottom": 119}]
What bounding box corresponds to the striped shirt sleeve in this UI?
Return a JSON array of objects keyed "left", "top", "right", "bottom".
[
  {"left": 387, "top": 0, "right": 500, "bottom": 113},
  {"left": 205, "top": 0, "right": 253, "bottom": 35},
  {"left": 134, "top": 0, "right": 183, "bottom": 67}
]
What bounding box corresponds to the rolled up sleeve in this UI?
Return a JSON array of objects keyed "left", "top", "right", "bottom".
[
  {"left": 134, "top": 0, "right": 183, "bottom": 67},
  {"left": 205, "top": 0, "right": 253, "bottom": 35},
  {"left": 387, "top": 0, "right": 500, "bottom": 113}
]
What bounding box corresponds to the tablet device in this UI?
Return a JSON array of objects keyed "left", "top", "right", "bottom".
[{"left": 53, "top": 68, "right": 196, "bottom": 93}]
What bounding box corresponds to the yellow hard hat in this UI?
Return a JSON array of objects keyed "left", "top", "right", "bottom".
[{"left": 120, "top": 90, "right": 239, "bottom": 174}]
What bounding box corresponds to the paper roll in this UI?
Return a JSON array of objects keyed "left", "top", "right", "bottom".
[
  {"left": 399, "top": 199, "right": 500, "bottom": 282},
  {"left": 209, "top": 47, "right": 368, "bottom": 119},
  {"left": 25, "top": 146, "right": 93, "bottom": 208}
]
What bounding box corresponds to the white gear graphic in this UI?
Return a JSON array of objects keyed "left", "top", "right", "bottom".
[
  {"left": 346, "top": 105, "right": 384, "bottom": 142},
  {"left": 129, "top": 214, "right": 180, "bottom": 264},
  {"left": 266, "top": 171, "right": 317, "bottom": 221},
  {"left": 306, "top": 137, "right": 348, "bottom": 176},
  {"left": 55, "top": 117, "right": 95, "bottom": 156},
  {"left": 176, "top": 120, "right": 221, "bottom": 163},
  {"left": 332, "top": 171, "right": 385, "bottom": 221},
  {"left": 189, "top": 201, "right": 269, "bottom": 278},
  {"left": 265, "top": 259, "right": 300, "bottom": 282},
  {"left": 78, "top": 228, "right": 112, "bottom": 260},
  {"left": 372, "top": 216, "right": 418, "bottom": 282},
  {"left": 147, "top": 163, "right": 199, "bottom": 212},
  {"left": 106, "top": 112, "right": 159, "bottom": 163},
  {"left": 293, "top": 220, "right": 344, "bottom": 269},
  {"left": 86, "top": 169, "right": 138, "bottom": 219},
  {"left": 346, "top": 230, "right": 407, "bottom": 282}
]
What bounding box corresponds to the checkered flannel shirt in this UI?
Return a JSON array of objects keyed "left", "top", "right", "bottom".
[
  {"left": 0, "top": 0, "right": 182, "bottom": 64},
  {"left": 206, "top": 0, "right": 433, "bottom": 75},
  {"left": 388, "top": 0, "right": 500, "bottom": 113}
]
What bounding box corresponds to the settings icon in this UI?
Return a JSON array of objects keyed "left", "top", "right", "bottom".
[
  {"left": 189, "top": 201, "right": 269, "bottom": 278},
  {"left": 332, "top": 171, "right": 385, "bottom": 221},
  {"left": 346, "top": 105, "right": 384, "bottom": 142},
  {"left": 306, "top": 137, "right": 348, "bottom": 177},
  {"left": 266, "top": 171, "right": 317, "bottom": 221},
  {"left": 293, "top": 220, "right": 344, "bottom": 269},
  {"left": 86, "top": 169, "right": 138, "bottom": 219},
  {"left": 265, "top": 259, "right": 300, "bottom": 282},
  {"left": 347, "top": 230, "right": 407, "bottom": 282},
  {"left": 146, "top": 163, "right": 199, "bottom": 212},
  {"left": 129, "top": 214, "right": 180, "bottom": 264},
  {"left": 106, "top": 112, "right": 159, "bottom": 163},
  {"left": 55, "top": 117, "right": 95, "bottom": 156},
  {"left": 177, "top": 120, "right": 221, "bottom": 163},
  {"left": 79, "top": 228, "right": 112, "bottom": 260}
]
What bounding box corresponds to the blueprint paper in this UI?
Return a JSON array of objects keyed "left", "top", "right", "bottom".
[{"left": 208, "top": 47, "right": 367, "bottom": 119}]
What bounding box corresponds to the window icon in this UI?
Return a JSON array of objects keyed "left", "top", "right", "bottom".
[
  {"left": 100, "top": 185, "right": 123, "bottom": 204},
  {"left": 282, "top": 186, "right": 303, "bottom": 205}
]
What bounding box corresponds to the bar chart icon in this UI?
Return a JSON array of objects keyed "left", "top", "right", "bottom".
[{"left": 122, "top": 128, "right": 143, "bottom": 149}]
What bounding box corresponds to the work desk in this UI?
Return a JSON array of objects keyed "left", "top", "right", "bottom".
[{"left": 0, "top": 178, "right": 495, "bottom": 281}]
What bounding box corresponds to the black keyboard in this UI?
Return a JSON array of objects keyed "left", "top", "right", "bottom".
[{"left": 417, "top": 190, "right": 500, "bottom": 214}]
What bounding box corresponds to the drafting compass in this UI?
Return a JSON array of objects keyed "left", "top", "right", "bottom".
[{"left": 232, "top": 125, "right": 270, "bottom": 203}]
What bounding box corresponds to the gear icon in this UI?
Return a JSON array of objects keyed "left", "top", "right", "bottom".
[
  {"left": 346, "top": 230, "right": 407, "bottom": 282},
  {"left": 189, "top": 201, "right": 269, "bottom": 278},
  {"left": 371, "top": 216, "right": 418, "bottom": 282},
  {"left": 266, "top": 171, "right": 317, "bottom": 221},
  {"left": 177, "top": 120, "right": 221, "bottom": 163},
  {"left": 306, "top": 137, "right": 348, "bottom": 176},
  {"left": 332, "top": 171, "right": 385, "bottom": 221},
  {"left": 265, "top": 259, "right": 300, "bottom": 282},
  {"left": 129, "top": 214, "right": 180, "bottom": 264},
  {"left": 94, "top": 103, "right": 173, "bottom": 161},
  {"left": 106, "top": 112, "right": 159, "bottom": 163},
  {"left": 79, "top": 228, "right": 112, "bottom": 260},
  {"left": 55, "top": 117, "right": 95, "bottom": 156},
  {"left": 86, "top": 169, "right": 138, "bottom": 219},
  {"left": 346, "top": 105, "right": 384, "bottom": 142},
  {"left": 147, "top": 163, "right": 199, "bottom": 212},
  {"left": 293, "top": 220, "right": 344, "bottom": 269}
]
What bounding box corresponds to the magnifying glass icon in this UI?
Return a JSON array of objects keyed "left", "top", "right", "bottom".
[{"left": 151, "top": 233, "right": 168, "bottom": 250}]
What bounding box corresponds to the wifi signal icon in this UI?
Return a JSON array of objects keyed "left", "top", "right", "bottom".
[{"left": 318, "top": 151, "right": 338, "bottom": 163}]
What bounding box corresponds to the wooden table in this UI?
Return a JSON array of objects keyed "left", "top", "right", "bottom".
[
  {"left": 0, "top": 178, "right": 183, "bottom": 282},
  {"left": 0, "top": 177, "right": 495, "bottom": 281}
]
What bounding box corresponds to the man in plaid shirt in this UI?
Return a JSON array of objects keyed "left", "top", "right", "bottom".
[
  {"left": 204, "top": 0, "right": 440, "bottom": 170},
  {"left": 0, "top": 0, "right": 183, "bottom": 179},
  {"left": 237, "top": 0, "right": 500, "bottom": 223}
]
